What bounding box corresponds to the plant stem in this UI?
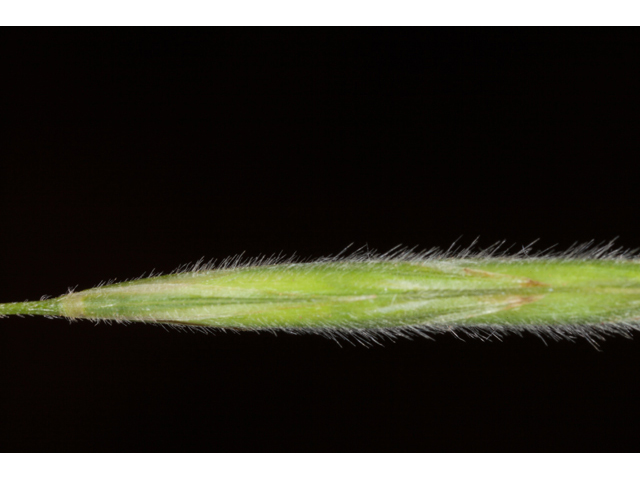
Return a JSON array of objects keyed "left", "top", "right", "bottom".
[{"left": 0, "top": 299, "right": 62, "bottom": 317}]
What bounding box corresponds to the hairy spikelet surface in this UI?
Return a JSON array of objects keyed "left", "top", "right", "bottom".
[{"left": 2, "top": 241, "right": 640, "bottom": 346}]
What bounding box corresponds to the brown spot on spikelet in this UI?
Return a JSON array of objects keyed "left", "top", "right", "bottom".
[{"left": 463, "top": 268, "right": 549, "bottom": 287}]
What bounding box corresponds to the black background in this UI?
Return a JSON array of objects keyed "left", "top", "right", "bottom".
[{"left": 2, "top": 29, "right": 640, "bottom": 451}]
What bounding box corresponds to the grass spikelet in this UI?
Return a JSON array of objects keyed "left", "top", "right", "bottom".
[{"left": 3, "top": 242, "right": 640, "bottom": 346}]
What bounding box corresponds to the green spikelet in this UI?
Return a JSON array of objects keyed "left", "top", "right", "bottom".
[{"left": 2, "top": 244, "right": 640, "bottom": 344}]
